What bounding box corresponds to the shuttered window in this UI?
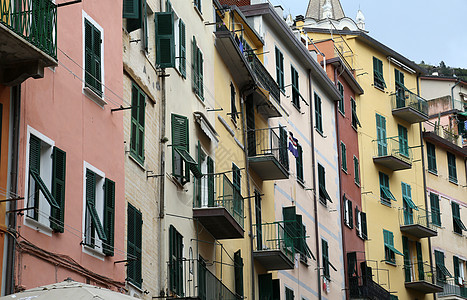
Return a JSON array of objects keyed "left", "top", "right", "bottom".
[
  {"left": 353, "top": 156, "right": 360, "bottom": 185},
  {"left": 84, "top": 19, "right": 102, "bottom": 96},
  {"left": 344, "top": 196, "right": 353, "bottom": 229},
  {"left": 275, "top": 47, "right": 284, "bottom": 91},
  {"left": 435, "top": 250, "right": 452, "bottom": 282},
  {"left": 426, "top": 142, "right": 437, "bottom": 173},
  {"left": 127, "top": 203, "right": 143, "bottom": 287},
  {"left": 234, "top": 250, "right": 244, "bottom": 299},
  {"left": 169, "top": 225, "right": 183, "bottom": 295},
  {"left": 447, "top": 152, "right": 457, "bottom": 183},
  {"left": 283, "top": 206, "right": 314, "bottom": 262},
  {"left": 351, "top": 97, "right": 360, "bottom": 129},
  {"left": 291, "top": 66, "right": 300, "bottom": 109},
  {"left": 395, "top": 69, "right": 406, "bottom": 108},
  {"left": 296, "top": 143, "right": 303, "bottom": 183},
  {"left": 84, "top": 169, "right": 107, "bottom": 248},
  {"left": 373, "top": 57, "right": 386, "bottom": 89},
  {"left": 452, "top": 202, "right": 466, "bottom": 235},
  {"left": 379, "top": 172, "right": 395, "bottom": 205},
  {"left": 338, "top": 81, "right": 344, "bottom": 114},
  {"left": 430, "top": 193, "right": 441, "bottom": 226},
  {"left": 124, "top": 0, "right": 145, "bottom": 33},
  {"left": 398, "top": 125, "right": 409, "bottom": 157},
  {"left": 315, "top": 92, "right": 323, "bottom": 133},
  {"left": 171, "top": 114, "right": 194, "bottom": 185},
  {"left": 376, "top": 113, "right": 387, "bottom": 156},
  {"left": 322, "top": 239, "right": 330, "bottom": 278},
  {"left": 103, "top": 179, "right": 115, "bottom": 256},
  {"left": 230, "top": 83, "right": 237, "bottom": 123},
  {"left": 179, "top": 19, "right": 186, "bottom": 77},
  {"left": 232, "top": 163, "right": 241, "bottom": 192},
  {"left": 192, "top": 36, "right": 204, "bottom": 100},
  {"left": 194, "top": 0, "right": 201, "bottom": 13},
  {"left": 285, "top": 287, "right": 294, "bottom": 300},
  {"left": 383, "top": 229, "right": 403, "bottom": 264},
  {"left": 318, "top": 164, "right": 331, "bottom": 205},
  {"left": 155, "top": 12, "right": 175, "bottom": 68},
  {"left": 130, "top": 82, "right": 146, "bottom": 164},
  {"left": 341, "top": 142, "right": 347, "bottom": 172},
  {"left": 51, "top": 147, "right": 66, "bottom": 232}
]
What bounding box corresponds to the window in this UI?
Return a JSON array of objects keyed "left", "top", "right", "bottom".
[
  {"left": 373, "top": 57, "right": 386, "bottom": 89},
  {"left": 379, "top": 172, "right": 395, "bottom": 206},
  {"left": 234, "top": 250, "right": 244, "bottom": 299},
  {"left": 343, "top": 196, "right": 353, "bottom": 228},
  {"left": 171, "top": 114, "right": 201, "bottom": 185},
  {"left": 169, "top": 225, "right": 183, "bottom": 296},
  {"left": 435, "top": 250, "right": 452, "bottom": 282},
  {"left": 337, "top": 81, "right": 344, "bottom": 114},
  {"left": 178, "top": 19, "right": 186, "bottom": 76},
  {"left": 318, "top": 164, "right": 331, "bottom": 205},
  {"left": 275, "top": 47, "right": 284, "bottom": 91},
  {"left": 315, "top": 92, "right": 323, "bottom": 134},
  {"left": 376, "top": 113, "right": 387, "bottom": 156},
  {"left": 230, "top": 83, "right": 237, "bottom": 123},
  {"left": 283, "top": 206, "right": 314, "bottom": 262},
  {"left": 155, "top": 12, "right": 175, "bottom": 68},
  {"left": 26, "top": 132, "right": 66, "bottom": 232},
  {"left": 453, "top": 256, "right": 466, "bottom": 285},
  {"left": 355, "top": 207, "right": 367, "bottom": 240},
  {"left": 322, "top": 239, "right": 330, "bottom": 278},
  {"left": 340, "top": 142, "right": 347, "bottom": 172},
  {"left": 452, "top": 202, "right": 466, "bottom": 235},
  {"left": 192, "top": 36, "right": 204, "bottom": 100},
  {"left": 84, "top": 19, "right": 102, "bottom": 96},
  {"left": 426, "top": 142, "right": 437, "bottom": 173},
  {"left": 258, "top": 274, "right": 280, "bottom": 300},
  {"left": 351, "top": 97, "right": 360, "bottom": 129},
  {"left": 296, "top": 143, "right": 304, "bottom": 183},
  {"left": 291, "top": 66, "right": 300, "bottom": 108},
  {"left": 130, "top": 82, "right": 146, "bottom": 164},
  {"left": 232, "top": 163, "right": 241, "bottom": 192},
  {"left": 447, "top": 152, "right": 457, "bottom": 183},
  {"left": 123, "top": 0, "right": 147, "bottom": 34},
  {"left": 194, "top": 0, "right": 201, "bottom": 13},
  {"left": 127, "top": 203, "right": 142, "bottom": 287},
  {"left": 285, "top": 287, "right": 294, "bottom": 300},
  {"left": 430, "top": 193, "right": 441, "bottom": 226},
  {"left": 398, "top": 125, "right": 409, "bottom": 157},
  {"left": 383, "top": 229, "right": 403, "bottom": 264},
  {"left": 194, "top": 142, "right": 214, "bottom": 207},
  {"left": 401, "top": 182, "right": 417, "bottom": 225},
  {"left": 390, "top": 295, "right": 399, "bottom": 300},
  {"left": 84, "top": 167, "right": 115, "bottom": 256},
  {"left": 395, "top": 69, "right": 406, "bottom": 108},
  {"left": 353, "top": 156, "right": 360, "bottom": 185}
]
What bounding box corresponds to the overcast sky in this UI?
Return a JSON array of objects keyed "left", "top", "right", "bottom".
[{"left": 268, "top": 0, "right": 467, "bottom": 69}]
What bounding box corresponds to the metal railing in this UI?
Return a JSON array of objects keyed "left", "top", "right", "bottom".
[
  {"left": 424, "top": 121, "right": 463, "bottom": 147},
  {"left": 0, "top": 0, "right": 57, "bottom": 59},
  {"left": 167, "top": 258, "right": 238, "bottom": 300},
  {"left": 403, "top": 262, "right": 438, "bottom": 284},
  {"left": 437, "top": 278, "right": 467, "bottom": 299},
  {"left": 247, "top": 127, "right": 289, "bottom": 171},
  {"left": 391, "top": 89, "right": 428, "bottom": 116},
  {"left": 348, "top": 260, "right": 391, "bottom": 300},
  {"left": 193, "top": 173, "right": 244, "bottom": 229},
  {"left": 398, "top": 207, "right": 436, "bottom": 231},
  {"left": 252, "top": 221, "right": 295, "bottom": 262},
  {"left": 373, "top": 137, "right": 413, "bottom": 164},
  {"left": 246, "top": 53, "right": 281, "bottom": 104}
]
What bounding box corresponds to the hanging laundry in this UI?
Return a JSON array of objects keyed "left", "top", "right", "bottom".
[{"left": 288, "top": 132, "right": 299, "bottom": 158}]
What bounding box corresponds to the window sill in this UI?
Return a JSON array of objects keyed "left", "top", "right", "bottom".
[
  {"left": 432, "top": 223, "right": 442, "bottom": 229},
  {"left": 342, "top": 168, "right": 348, "bottom": 174},
  {"left": 174, "top": 66, "right": 186, "bottom": 80},
  {"left": 83, "top": 87, "right": 107, "bottom": 108},
  {"left": 24, "top": 217, "right": 53, "bottom": 237},
  {"left": 129, "top": 152, "right": 145, "bottom": 171},
  {"left": 194, "top": 92, "right": 206, "bottom": 107},
  {"left": 297, "top": 178, "right": 306, "bottom": 188},
  {"left": 194, "top": 5, "right": 203, "bottom": 21},
  {"left": 344, "top": 222, "right": 352, "bottom": 229},
  {"left": 374, "top": 84, "right": 385, "bottom": 92},
  {"left": 338, "top": 110, "right": 345, "bottom": 117},
  {"left": 428, "top": 169, "right": 438, "bottom": 176},
  {"left": 354, "top": 181, "right": 361, "bottom": 188},
  {"left": 127, "top": 280, "right": 143, "bottom": 293},
  {"left": 83, "top": 244, "right": 105, "bottom": 261},
  {"left": 453, "top": 231, "right": 464, "bottom": 237},
  {"left": 351, "top": 124, "right": 358, "bottom": 132},
  {"left": 230, "top": 117, "right": 239, "bottom": 129},
  {"left": 449, "top": 179, "right": 458, "bottom": 185},
  {"left": 380, "top": 199, "right": 392, "bottom": 207},
  {"left": 169, "top": 174, "right": 186, "bottom": 190},
  {"left": 384, "top": 260, "right": 397, "bottom": 267},
  {"left": 292, "top": 102, "right": 301, "bottom": 112},
  {"left": 315, "top": 129, "right": 325, "bottom": 138},
  {"left": 319, "top": 198, "right": 327, "bottom": 207}
]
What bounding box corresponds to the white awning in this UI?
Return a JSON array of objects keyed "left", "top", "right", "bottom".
[{"left": 194, "top": 111, "right": 219, "bottom": 146}]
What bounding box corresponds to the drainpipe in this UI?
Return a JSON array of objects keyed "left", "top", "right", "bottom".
[
  {"left": 417, "top": 75, "right": 435, "bottom": 300},
  {"left": 309, "top": 70, "right": 321, "bottom": 300},
  {"left": 451, "top": 80, "right": 461, "bottom": 111},
  {"left": 5, "top": 85, "right": 20, "bottom": 295},
  {"left": 240, "top": 91, "right": 255, "bottom": 300}
]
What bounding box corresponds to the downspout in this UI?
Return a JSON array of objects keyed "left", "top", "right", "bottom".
[
  {"left": 5, "top": 85, "right": 20, "bottom": 295},
  {"left": 309, "top": 70, "right": 321, "bottom": 300},
  {"left": 451, "top": 80, "right": 461, "bottom": 110},
  {"left": 417, "top": 75, "right": 435, "bottom": 300},
  {"left": 240, "top": 91, "right": 255, "bottom": 300}
]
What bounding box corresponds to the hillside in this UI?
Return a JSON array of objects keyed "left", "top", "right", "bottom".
[{"left": 419, "top": 61, "right": 467, "bottom": 81}]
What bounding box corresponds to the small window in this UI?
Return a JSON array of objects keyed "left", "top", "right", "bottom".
[
  {"left": 234, "top": 250, "right": 244, "bottom": 298},
  {"left": 426, "top": 142, "right": 437, "bottom": 173},
  {"left": 84, "top": 18, "right": 103, "bottom": 96},
  {"left": 169, "top": 225, "right": 183, "bottom": 296},
  {"left": 355, "top": 207, "right": 367, "bottom": 240},
  {"left": 394, "top": 69, "right": 406, "bottom": 108},
  {"left": 351, "top": 98, "right": 360, "bottom": 129},
  {"left": 398, "top": 125, "right": 409, "bottom": 157},
  {"left": 353, "top": 156, "right": 360, "bottom": 185},
  {"left": 383, "top": 229, "right": 403, "bottom": 264},
  {"left": 453, "top": 256, "right": 466, "bottom": 284},
  {"left": 337, "top": 81, "right": 344, "bottom": 114},
  {"left": 435, "top": 250, "right": 452, "bottom": 282},
  {"left": 178, "top": 18, "right": 186, "bottom": 77},
  {"left": 192, "top": 36, "right": 204, "bottom": 100},
  {"left": 447, "top": 152, "right": 457, "bottom": 183},
  {"left": 275, "top": 47, "right": 284, "bottom": 91},
  {"left": 285, "top": 287, "right": 294, "bottom": 300},
  {"left": 314, "top": 92, "right": 323, "bottom": 134},
  {"left": 322, "top": 239, "right": 330, "bottom": 278},
  {"left": 452, "top": 202, "right": 466, "bottom": 235},
  {"left": 296, "top": 143, "right": 304, "bottom": 183},
  {"left": 379, "top": 172, "right": 395, "bottom": 206},
  {"left": 340, "top": 142, "right": 347, "bottom": 172},
  {"left": 230, "top": 83, "right": 237, "bottom": 123},
  {"left": 318, "top": 164, "right": 332, "bottom": 205},
  {"left": 430, "top": 193, "right": 441, "bottom": 226},
  {"left": 194, "top": 0, "right": 201, "bottom": 13},
  {"left": 127, "top": 203, "right": 142, "bottom": 287},
  {"left": 130, "top": 82, "right": 146, "bottom": 165},
  {"left": 376, "top": 113, "right": 387, "bottom": 156},
  {"left": 343, "top": 196, "right": 353, "bottom": 228},
  {"left": 291, "top": 66, "right": 300, "bottom": 109},
  {"left": 373, "top": 57, "right": 386, "bottom": 89}
]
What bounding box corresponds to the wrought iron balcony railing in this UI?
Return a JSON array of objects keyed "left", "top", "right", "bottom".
[
  {"left": 404, "top": 262, "right": 443, "bottom": 293},
  {"left": 246, "top": 53, "right": 281, "bottom": 104},
  {"left": 372, "top": 136, "right": 413, "bottom": 170},
  {"left": 437, "top": 277, "right": 467, "bottom": 299},
  {"left": 0, "top": 0, "right": 57, "bottom": 59},
  {"left": 391, "top": 89, "right": 428, "bottom": 116},
  {"left": 398, "top": 207, "right": 437, "bottom": 238}
]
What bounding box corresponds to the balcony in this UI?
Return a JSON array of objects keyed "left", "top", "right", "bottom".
[
  {"left": 193, "top": 173, "right": 244, "bottom": 239},
  {"left": 372, "top": 137, "right": 413, "bottom": 171},
  {"left": 0, "top": 0, "right": 57, "bottom": 85},
  {"left": 398, "top": 208, "right": 437, "bottom": 238},
  {"left": 348, "top": 260, "right": 391, "bottom": 300},
  {"left": 252, "top": 221, "right": 295, "bottom": 270},
  {"left": 391, "top": 90, "right": 429, "bottom": 123},
  {"left": 423, "top": 121, "right": 467, "bottom": 157},
  {"left": 214, "top": 26, "right": 281, "bottom": 118},
  {"left": 404, "top": 263, "right": 443, "bottom": 293},
  {"left": 247, "top": 127, "right": 289, "bottom": 180},
  {"left": 437, "top": 278, "right": 467, "bottom": 299},
  {"left": 167, "top": 258, "right": 238, "bottom": 300}
]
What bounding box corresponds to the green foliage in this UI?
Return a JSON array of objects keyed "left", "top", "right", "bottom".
[{"left": 418, "top": 61, "right": 467, "bottom": 81}]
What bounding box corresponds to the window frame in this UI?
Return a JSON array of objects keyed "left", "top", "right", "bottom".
[
  {"left": 430, "top": 193, "right": 441, "bottom": 227},
  {"left": 82, "top": 12, "right": 104, "bottom": 100},
  {"left": 127, "top": 203, "right": 143, "bottom": 287},
  {"left": 379, "top": 172, "right": 395, "bottom": 206},
  {"left": 447, "top": 152, "right": 457, "bottom": 184},
  {"left": 318, "top": 163, "right": 331, "bottom": 206},
  {"left": 340, "top": 141, "right": 347, "bottom": 172},
  {"left": 383, "top": 229, "right": 402, "bottom": 264},
  {"left": 291, "top": 65, "right": 300, "bottom": 109},
  {"left": 314, "top": 92, "right": 323, "bottom": 134},
  {"left": 426, "top": 142, "right": 437, "bottom": 174},
  {"left": 373, "top": 57, "right": 386, "bottom": 90},
  {"left": 343, "top": 196, "right": 353, "bottom": 229},
  {"left": 350, "top": 97, "right": 360, "bottom": 129},
  {"left": 275, "top": 47, "right": 284, "bottom": 91},
  {"left": 322, "top": 238, "right": 330, "bottom": 279},
  {"left": 169, "top": 225, "right": 184, "bottom": 296},
  {"left": 130, "top": 82, "right": 146, "bottom": 165},
  {"left": 296, "top": 142, "right": 304, "bottom": 183},
  {"left": 337, "top": 81, "right": 344, "bottom": 115},
  {"left": 353, "top": 156, "right": 360, "bottom": 185}
]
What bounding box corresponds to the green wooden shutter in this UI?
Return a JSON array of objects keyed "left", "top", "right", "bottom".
[
  {"left": 296, "top": 143, "right": 303, "bottom": 182},
  {"left": 285, "top": 288, "right": 294, "bottom": 300},
  {"left": 402, "top": 236, "right": 411, "bottom": 282},
  {"left": 454, "top": 256, "right": 460, "bottom": 282},
  {"left": 192, "top": 36, "right": 197, "bottom": 92},
  {"left": 103, "top": 178, "right": 115, "bottom": 256},
  {"left": 272, "top": 279, "right": 280, "bottom": 300},
  {"left": 338, "top": 82, "right": 344, "bottom": 114},
  {"left": 126, "top": 0, "right": 143, "bottom": 33},
  {"left": 172, "top": 114, "right": 189, "bottom": 177},
  {"left": 322, "top": 239, "right": 329, "bottom": 278},
  {"left": 165, "top": 0, "right": 172, "bottom": 12},
  {"left": 230, "top": 83, "right": 237, "bottom": 122},
  {"left": 376, "top": 114, "right": 387, "bottom": 156},
  {"left": 447, "top": 152, "right": 457, "bottom": 182},
  {"left": 29, "top": 135, "right": 41, "bottom": 173},
  {"left": 291, "top": 66, "right": 299, "bottom": 108},
  {"left": 232, "top": 163, "right": 241, "bottom": 191},
  {"left": 258, "top": 273, "right": 273, "bottom": 300},
  {"left": 51, "top": 147, "right": 66, "bottom": 232},
  {"left": 295, "top": 214, "right": 303, "bottom": 254},
  {"left": 198, "top": 50, "right": 204, "bottom": 100},
  {"left": 137, "top": 87, "right": 145, "bottom": 160},
  {"left": 398, "top": 125, "right": 408, "bottom": 157},
  {"left": 354, "top": 156, "right": 360, "bottom": 184},
  {"left": 361, "top": 212, "right": 367, "bottom": 239},
  {"left": 155, "top": 12, "right": 175, "bottom": 68},
  {"left": 430, "top": 193, "right": 441, "bottom": 226},
  {"left": 279, "top": 126, "right": 289, "bottom": 170},
  {"left": 130, "top": 83, "right": 145, "bottom": 164},
  {"left": 207, "top": 156, "right": 214, "bottom": 207},
  {"left": 179, "top": 19, "right": 186, "bottom": 77},
  {"left": 415, "top": 242, "right": 424, "bottom": 281},
  {"left": 348, "top": 200, "right": 353, "bottom": 229},
  {"left": 315, "top": 93, "right": 322, "bottom": 133},
  {"left": 127, "top": 204, "right": 142, "bottom": 287},
  {"left": 85, "top": 169, "right": 96, "bottom": 245},
  {"left": 123, "top": 0, "right": 139, "bottom": 18},
  {"left": 84, "top": 20, "right": 102, "bottom": 95},
  {"left": 341, "top": 142, "right": 347, "bottom": 171},
  {"left": 275, "top": 47, "right": 284, "bottom": 90},
  {"left": 92, "top": 25, "right": 102, "bottom": 95},
  {"left": 234, "top": 250, "right": 244, "bottom": 299},
  {"left": 283, "top": 206, "right": 296, "bottom": 248},
  {"left": 427, "top": 142, "right": 437, "bottom": 173}
]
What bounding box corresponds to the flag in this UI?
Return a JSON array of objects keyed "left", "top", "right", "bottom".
[{"left": 288, "top": 132, "right": 299, "bottom": 158}]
